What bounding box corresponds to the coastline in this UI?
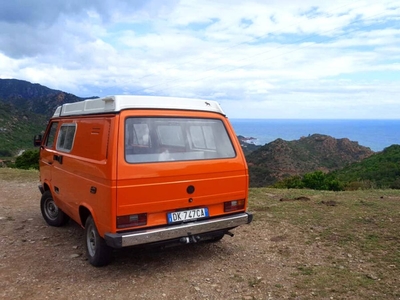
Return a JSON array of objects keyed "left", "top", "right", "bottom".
[{"left": 230, "top": 119, "right": 400, "bottom": 152}]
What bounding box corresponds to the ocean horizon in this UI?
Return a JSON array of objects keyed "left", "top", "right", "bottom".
[{"left": 230, "top": 119, "right": 400, "bottom": 152}]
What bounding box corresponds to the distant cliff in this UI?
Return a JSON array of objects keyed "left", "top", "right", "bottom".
[
  {"left": 0, "top": 78, "right": 95, "bottom": 117},
  {"left": 246, "top": 134, "right": 374, "bottom": 187}
]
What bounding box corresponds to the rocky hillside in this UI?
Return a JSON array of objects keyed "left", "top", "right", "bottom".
[
  {"left": 0, "top": 79, "right": 94, "bottom": 117},
  {"left": 246, "top": 134, "right": 374, "bottom": 187},
  {"left": 0, "top": 79, "right": 98, "bottom": 155}
]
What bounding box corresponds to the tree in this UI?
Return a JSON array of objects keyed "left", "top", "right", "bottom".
[{"left": 302, "top": 171, "right": 328, "bottom": 190}]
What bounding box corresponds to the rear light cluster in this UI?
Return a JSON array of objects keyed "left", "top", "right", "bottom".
[
  {"left": 117, "top": 213, "right": 147, "bottom": 229},
  {"left": 224, "top": 199, "right": 245, "bottom": 212}
]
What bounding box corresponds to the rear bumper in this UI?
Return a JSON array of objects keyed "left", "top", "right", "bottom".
[{"left": 104, "top": 212, "right": 253, "bottom": 248}]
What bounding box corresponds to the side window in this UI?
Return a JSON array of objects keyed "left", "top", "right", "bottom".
[
  {"left": 44, "top": 122, "right": 59, "bottom": 148},
  {"left": 56, "top": 123, "right": 77, "bottom": 152}
]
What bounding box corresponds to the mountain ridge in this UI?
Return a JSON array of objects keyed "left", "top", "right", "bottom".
[
  {"left": 0, "top": 78, "right": 96, "bottom": 117},
  {"left": 0, "top": 78, "right": 98, "bottom": 154},
  {"left": 0, "top": 78, "right": 381, "bottom": 188},
  {"left": 246, "top": 133, "right": 374, "bottom": 187}
]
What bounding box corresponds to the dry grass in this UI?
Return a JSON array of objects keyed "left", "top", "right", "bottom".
[
  {"left": 0, "top": 167, "right": 39, "bottom": 182},
  {"left": 249, "top": 188, "right": 400, "bottom": 299}
]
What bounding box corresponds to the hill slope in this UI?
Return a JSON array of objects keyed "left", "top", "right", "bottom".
[
  {"left": 0, "top": 78, "right": 93, "bottom": 117},
  {"left": 0, "top": 102, "right": 48, "bottom": 155},
  {"left": 333, "top": 144, "right": 400, "bottom": 189},
  {"left": 0, "top": 79, "right": 97, "bottom": 154},
  {"left": 246, "top": 134, "right": 374, "bottom": 187}
]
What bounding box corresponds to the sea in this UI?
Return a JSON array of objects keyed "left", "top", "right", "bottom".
[{"left": 230, "top": 119, "right": 400, "bottom": 152}]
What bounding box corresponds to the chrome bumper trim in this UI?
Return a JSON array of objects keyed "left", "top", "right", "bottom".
[{"left": 104, "top": 212, "right": 252, "bottom": 248}]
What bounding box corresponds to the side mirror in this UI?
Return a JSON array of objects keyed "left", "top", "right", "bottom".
[{"left": 33, "top": 135, "right": 42, "bottom": 147}]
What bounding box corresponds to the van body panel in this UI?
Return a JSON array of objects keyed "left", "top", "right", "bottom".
[
  {"left": 115, "top": 109, "right": 248, "bottom": 231},
  {"left": 39, "top": 115, "right": 118, "bottom": 235},
  {"left": 116, "top": 164, "right": 247, "bottom": 219}
]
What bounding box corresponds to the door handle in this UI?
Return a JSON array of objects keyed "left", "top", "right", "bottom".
[{"left": 53, "top": 154, "right": 63, "bottom": 164}]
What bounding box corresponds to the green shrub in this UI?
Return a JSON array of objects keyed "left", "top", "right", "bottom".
[
  {"left": 345, "top": 180, "right": 376, "bottom": 191},
  {"left": 302, "top": 171, "right": 328, "bottom": 190},
  {"left": 272, "top": 175, "right": 304, "bottom": 189},
  {"left": 14, "top": 149, "right": 39, "bottom": 170},
  {"left": 390, "top": 178, "right": 400, "bottom": 189},
  {"left": 272, "top": 171, "right": 344, "bottom": 191}
]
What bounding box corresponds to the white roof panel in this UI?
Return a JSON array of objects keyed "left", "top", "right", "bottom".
[{"left": 53, "top": 95, "right": 225, "bottom": 117}]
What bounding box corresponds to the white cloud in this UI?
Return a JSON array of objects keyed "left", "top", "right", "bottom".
[{"left": 0, "top": 0, "right": 399, "bottom": 118}]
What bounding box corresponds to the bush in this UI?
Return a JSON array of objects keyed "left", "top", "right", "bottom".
[
  {"left": 14, "top": 150, "right": 39, "bottom": 170},
  {"left": 390, "top": 178, "right": 400, "bottom": 189},
  {"left": 272, "top": 171, "right": 344, "bottom": 191},
  {"left": 302, "top": 171, "right": 328, "bottom": 190},
  {"left": 272, "top": 175, "right": 304, "bottom": 189},
  {"left": 345, "top": 180, "right": 376, "bottom": 191}
]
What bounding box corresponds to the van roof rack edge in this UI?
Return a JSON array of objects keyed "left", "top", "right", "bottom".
[{"left": 52, "top": 95, "right": 226, "bottom": 117}]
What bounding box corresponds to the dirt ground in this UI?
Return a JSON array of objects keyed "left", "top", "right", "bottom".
[{"left": 0, "top": 172, "right": 378, "bottom": 300}]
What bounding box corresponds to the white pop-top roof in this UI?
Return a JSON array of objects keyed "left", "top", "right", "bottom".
[{"left": 53, "top": 95, "right": 225, "bottom": 117}]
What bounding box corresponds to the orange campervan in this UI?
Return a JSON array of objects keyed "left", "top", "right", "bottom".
[{"left": 35, "top": 95, "right": 252, "bottom": 266}]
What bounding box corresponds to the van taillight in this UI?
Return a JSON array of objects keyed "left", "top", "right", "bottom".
[
  {"left": 224, "top": 200, "right": 245, "bottom": 212},
  {"left": 117, "top": 213, "right": 147, "bottom": 229}
]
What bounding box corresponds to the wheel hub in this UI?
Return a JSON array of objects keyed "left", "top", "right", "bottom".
[
  {"left": 46, "top": 199, "right": 58, "bottom": 219},
  {"left": 87, "top": 227, "right": 96, "bottom": 256}
]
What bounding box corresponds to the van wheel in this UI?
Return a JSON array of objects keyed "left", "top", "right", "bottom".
[
  {"left": 85, "top": 216, "right": 112, "bottom": 267},
  {"left": 40, "top": 190, "right": 70, "bottom": 227}
]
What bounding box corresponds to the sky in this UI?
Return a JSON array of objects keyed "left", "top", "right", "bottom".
[{"left": 0, "top": 0, "right": 399, "bottom": 119}]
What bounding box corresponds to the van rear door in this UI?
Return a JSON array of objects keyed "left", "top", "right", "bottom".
[{"left": 115, "top": 111, "right": 248, "bottom": 231}]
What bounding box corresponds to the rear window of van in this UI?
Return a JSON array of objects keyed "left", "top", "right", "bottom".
[{"left": 125, "top": 117, "right": 235, "bottom": 163}]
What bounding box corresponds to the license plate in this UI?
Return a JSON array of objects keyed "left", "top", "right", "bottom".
[{"left": 167, "top": 208, "right": 209, "bottom": 224}]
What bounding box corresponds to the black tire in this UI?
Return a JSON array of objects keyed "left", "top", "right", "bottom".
[
  {"left": 40, "top": 190, "right": 70, "bottom": 227},
  {"left": 85, "top": 215, "right": 112, "bottom": 267}
]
